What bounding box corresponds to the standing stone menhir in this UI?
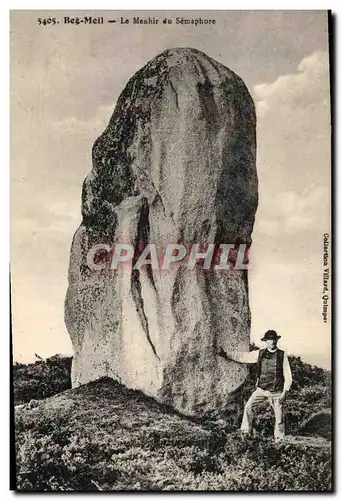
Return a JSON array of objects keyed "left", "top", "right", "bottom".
[{"left": 65, "top": 47, "right": 258, "bottom": 417}]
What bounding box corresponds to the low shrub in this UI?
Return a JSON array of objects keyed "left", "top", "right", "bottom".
[{"left": 13, "top": 353, "right": 332, "bottom": 491}]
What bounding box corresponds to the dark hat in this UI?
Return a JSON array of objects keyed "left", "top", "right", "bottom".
[{"left": 261, "top": 330, "right": 281, "bottom": 341}]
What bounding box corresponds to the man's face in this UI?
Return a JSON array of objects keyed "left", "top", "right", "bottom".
[{"left": 265, "top": 338, "right": 277, "bottom": 349}]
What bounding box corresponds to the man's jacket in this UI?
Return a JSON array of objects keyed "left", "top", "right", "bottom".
[{"left": 224, "top": 347, "right": 292, "bottom": 392}]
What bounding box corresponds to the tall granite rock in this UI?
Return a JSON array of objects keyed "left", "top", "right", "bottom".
[{"left": 65, "top": 47, "right": 258, "bottom": 417}]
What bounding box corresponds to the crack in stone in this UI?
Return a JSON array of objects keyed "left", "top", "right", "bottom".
[
  {"left": 130, "top": 197, "right": 160, "bottom": 361},
  {"left": 131, "top": 269, "right": 160, "bottom": 361},
  {"left": 169, "top": 79, "right": 179, "bottom": 109},
  {"left": 133, "top": 163, "right": 176, "bottom": 227}
]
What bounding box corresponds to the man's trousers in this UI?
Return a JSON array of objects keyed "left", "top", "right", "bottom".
[{"left": 240, "top": 387, "right": 285, "bottom": 439}]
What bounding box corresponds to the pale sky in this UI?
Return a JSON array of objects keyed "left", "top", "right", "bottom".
[{"left": 10, "top": 10, "right": 331, "bottom": 368}]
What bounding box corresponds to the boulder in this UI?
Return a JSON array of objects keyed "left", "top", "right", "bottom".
[{"left": 65, "top": 47, "right": 258, "bottom": 416}]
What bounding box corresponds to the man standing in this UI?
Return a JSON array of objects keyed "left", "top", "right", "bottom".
[{"left": 218, "top": 330, "right": 292, "bottom": 441}]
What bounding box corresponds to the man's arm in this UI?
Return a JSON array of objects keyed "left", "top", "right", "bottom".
[
  {"left": 283, "top": 351, "right": 292, "bottom": 391},
  {"left": 218, "top": 347, "right": 259, "bottom": 364}
]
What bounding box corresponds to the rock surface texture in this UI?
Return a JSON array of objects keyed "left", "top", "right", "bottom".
[{"left": 65, "top": 47, "right": 258, "bottom": 417}]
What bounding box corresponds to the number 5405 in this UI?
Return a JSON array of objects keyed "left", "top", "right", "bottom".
[{"left": 38, "top": 17, "right": 57, "bottom": 25}]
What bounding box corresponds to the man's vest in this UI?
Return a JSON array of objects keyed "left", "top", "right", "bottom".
[{"left": 256, "top": 348, "right": 285, "bottom": 392}]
